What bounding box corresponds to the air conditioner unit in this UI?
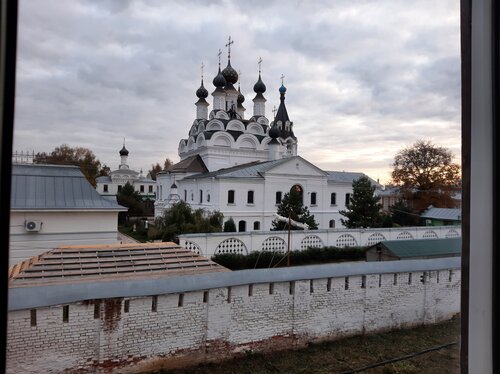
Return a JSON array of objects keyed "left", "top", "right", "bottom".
[{"left": 25, "top": 220, "right": 42, "bottom": 232}]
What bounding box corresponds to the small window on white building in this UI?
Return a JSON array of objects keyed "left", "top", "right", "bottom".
[
  {"left": 329, "top": 219, "right": 335, "bottom": 228},
  {"left": 207, "top": 193, "right": 210, "bottom": 202},
  {"left": 331, "top": 192, "right": 336, "bottom": 205},
  {"left": 103, "top": 184, "right": 108, "bottom": 193},
  {"left": 191, "top": 191, "right": 194, "bottom": 201},
  {"left": 117, "top": 185, "right": 122, "bottom": 192},
  {"left": 276, "top": 191, "right": 282, "bottom": 204},
  {"left": 184, "top": 190, "right": 187, "bottom": 201},
  {"left": 253, "top": 221, "right": 260, "bottom": 230},
  {"left": 199, "top": 190, "right": 203, "bottom": 204},
  {"left": 228, "top": 190, "right": 235, "bottom": 204},
  {"left": 345, "top": 193, "right": 351, "bottom": 206},
  {"left": 247, "top": 190, "right": 254, "bottom": 204},
  {"left": 238, "top": 220, "right": 246, "bottom": 232},
  {"left": 311, "top": 192, "right": 317, "bottom": 205},
  {"left": 148, "top": 185, "right": 153, "bottom": 193},
  {"left": 140, "top": 185, "right": 144, "bottom": 193}
]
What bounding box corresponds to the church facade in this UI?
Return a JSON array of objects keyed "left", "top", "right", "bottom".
[
  {"left": 96, "top": 144, "right": 156, "bottom": 201},
  {"left": 155, "top": 41, "right": 376, "bottom": 231}
]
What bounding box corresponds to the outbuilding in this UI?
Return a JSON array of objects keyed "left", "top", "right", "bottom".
[{"left": 366, "top": 238, "right": 461, "bottom": 261}]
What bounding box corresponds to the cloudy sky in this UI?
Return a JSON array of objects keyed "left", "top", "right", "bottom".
[{"left": 14, "top": 0, "right": 461, "bottom": 183}]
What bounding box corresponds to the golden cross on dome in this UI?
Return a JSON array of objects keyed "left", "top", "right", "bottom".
[
  {"left": 272, "top": 106, "right": 277, "bottom": 118},
  {"left": 225, "top": 36, "right": 234, "bottom": 59},
  {"left": 217, "top": 49, "right": 222, "bottom": 67},
  {"left": 280, "top": 74, "right": 285, "bottom": 85},
  {"left": 258, "top": 57, "right": 263, "bottom": 74},
  {"left": 201, "top": 62, "right": 205, "bottom": 80}
]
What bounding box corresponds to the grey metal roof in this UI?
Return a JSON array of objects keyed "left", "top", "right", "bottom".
[
  {"left": 11, "top": 164, "right": 126, "bottom": 211},
  {"left": 184, "top": 157, "right": 292, "bottom": 180},
  {"left": 421, "top": 207, "right": 461, "bottom": 221},
  {"left": 376, "top": 186, "right": 401, "bottom": 196},
  {"left": 370, "top": 238, "right": 461, "bottom": 259},
  {"left": 327, "top": 171, "right": 378, "bottom": 185}
]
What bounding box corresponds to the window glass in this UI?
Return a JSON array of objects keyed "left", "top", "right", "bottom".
[
  {"left": 276, "top": 191, "right": 282, "bottom": 204},
  {"left": 228, "top": 190, "right": 235, "bottom": 204},
  {"left": 247, "top": 190, "right": 254, "bottom": 204},
  {"left": 311, "top": 192, "right": 317, "bottom": 205}
]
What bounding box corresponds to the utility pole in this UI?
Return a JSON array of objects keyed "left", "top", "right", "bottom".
[{"left": 287, "top": 209, "right": 291, "bottom": 267}]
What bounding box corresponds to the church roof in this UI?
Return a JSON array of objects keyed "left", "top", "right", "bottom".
[
  {"left": 11, "top": 164, "right": 125, "bottom": 211},
  {"left": 110, "top": 168, "right": 139, "bottom": 176},
  {"left": 184, "top": 156, "right": 324, "bottom": 180},
  {"left": 166, "top": 155, "right": 208, "bottom": 174},
  {"left": 96, "top": 175, "right": 112, "bottom": 183},
  {"left": 184, "top": 158, "right": 289, "bottom": 180}
]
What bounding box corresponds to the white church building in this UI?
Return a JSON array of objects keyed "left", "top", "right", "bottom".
[
  {"left": 96, "top": 143, "right": 156, "bottom": 200},
  {"left": 155, "top": 43, "right": 377, "bottom": 231}
]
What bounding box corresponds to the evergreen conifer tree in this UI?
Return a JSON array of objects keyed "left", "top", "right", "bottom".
[
  {"left": 340, "top": 176, "right": 383, "bottom": 228},
  {"left": 271, "top": 188, "right": 318, "bottom": 230}
]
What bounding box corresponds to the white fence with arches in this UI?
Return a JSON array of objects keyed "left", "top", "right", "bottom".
[{"left": 179, "top": 226, "right": 462, "bottom": 258}]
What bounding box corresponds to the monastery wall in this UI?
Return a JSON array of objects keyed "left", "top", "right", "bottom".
[
  {"left": 7, "top": 258, "right": 461, "bottom": 373},
  {"left": 180, "top": 225, "right": 462, "bottom": 257}
]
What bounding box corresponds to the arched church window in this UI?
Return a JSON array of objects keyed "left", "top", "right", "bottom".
[
  {"left": 329, "top": 219, "right": 335, "bottom": 228},
  {"left": 253, "top": 221, "right": 260, "bottom": 230},
  {"left": 199, "top": 190, "right": 203, "bottom": 204},
  {"left": 238, "top": 220, "right": 246, "bottom": 232},
  {"left": 290, "top": 184, "right": 303, "bottom": 204},
  {"left": 207, "top": 193, "right": 211, "bottom": 202}
]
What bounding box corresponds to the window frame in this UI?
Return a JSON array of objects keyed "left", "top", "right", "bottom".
[
  {"left": 247, "top": 190, "right": 254, "bottom": 205},
  {"left": 227, "top": 189, "right": 235, "bottom": 204}
]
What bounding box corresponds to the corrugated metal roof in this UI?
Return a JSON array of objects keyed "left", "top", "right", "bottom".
[
  {"left": 375, "top": 238, "right": 461, "bottom": 258},
  {"left": 8, "top": 242, "right": 229, "bottom": 286},
  {"left": 421, "top": 208, "right": 461, "bottom": 221},
  {"left": 11, "top": 164, "right": 126, "bottom": 211}
]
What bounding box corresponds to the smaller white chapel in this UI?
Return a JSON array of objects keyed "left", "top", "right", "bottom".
[
  {"left": 155, "top": 40, "right": 377, "bottom": 231},
  {"left": 96, "top": 143, "right": 156, "bottom": 200}
]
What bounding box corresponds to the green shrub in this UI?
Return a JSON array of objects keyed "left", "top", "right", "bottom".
[{"left": 212, "top": 246, "right": 368, "bottom": 270}]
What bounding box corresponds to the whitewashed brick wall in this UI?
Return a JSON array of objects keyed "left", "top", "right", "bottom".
[{"left": 7, "top": 268, "right": 461, "bottom": 374}]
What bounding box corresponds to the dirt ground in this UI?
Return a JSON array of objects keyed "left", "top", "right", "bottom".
[{"left": 152, "top": 316, "right": 460, "bottom": 374}]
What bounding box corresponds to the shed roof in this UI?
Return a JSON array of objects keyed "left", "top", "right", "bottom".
[
  {"left": 421, "top": 207, "right": 461, "bottom": 221},
  {"left": 8, "top": 242, "right": 229, "bottom": 287},
  {"left": 370, "top": 238, "right": 461, "bottom": 259},
  {"left": 11, "top": 164, "right": 126, "bottom": 211}
]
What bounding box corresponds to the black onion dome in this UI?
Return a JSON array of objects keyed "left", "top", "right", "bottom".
[
  {"left": 222, "top": 61, "right": 238, "bottom": 84},
  {"left": 213, "top": 67, "right": 227, "bottom": 88},
  {"left": 253, "top": 74, "right": 266, "bottom": 93},
  {"left": 119, "top": 146, "right": 129, "bottom": 156},
  {"left": 196, "top": 79, "right": 209, "bottom": 98},
  {"left": 237, "top": 87, "right": 245, "bottom": 103},
  {"left": 269, "top": 124, "right": 280, "bottom": 139}
]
